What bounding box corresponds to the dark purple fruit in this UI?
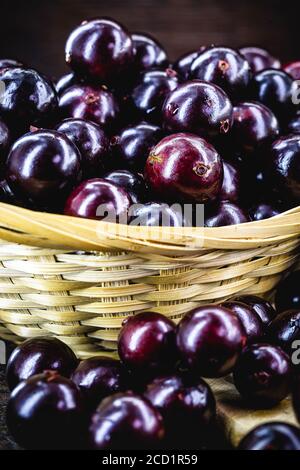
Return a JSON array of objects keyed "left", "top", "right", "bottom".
[
  {"left": 173, "top": 49, "right": 205, "bottom": 80},
  {"left": 118, "top": 311, "right": 177, "bottom": 374},
  {"left": 220, "top": 161, "right": 240, "bottom": 203},
  {"left": 6, "top": 130, "right": 82, "bottom": 210},
  {"left": 71, "top": 356, "right": 127, "bottom": 410},
  {"left": 132, "top": 33, "right": 168, "bottom": 71},
  {"left": 130, "top": 69, "right": 179, "bottom": 123},
  {"left": 0, "top": 179, "right": 17, "bottom": 204},
  {"left": 6, "top": 337, "right": 78, "bottom": 391},
  {"left": 129, "top": 202, "right": 186, "bottom": 227},
  {"left": 205, "top": 201, "right": 250, "bottom": 227},
  {"left": 250, "top": 202, "right": 282, "bottom": 221},
  {"left": 250, "top": 69, "right": 297, "bottom": 119},
  {"left": 230, "top": 102, "right": 279, "bottom": 154},
  {"left": 55, "top": 72, "right": 78, "bottom": 95},
  {"left": 232, "top": 295, "right": 277, "bottom": 325},
  {"left": 64, "top": 178, "right": 132, "bottom": 222},
  {"left": 233, "top": 343, "right": 291, "bottom": 407},
  {"left": 0, "top": 119, "right": 11, "bottom": 167},
  {"left": 267, "top": 309, "right": 300, "bottom": 355},
  {"left": 58, "top": 84, "right": 120, "bottom": 130},
  {"left": 0, "top": 68, "right": 57, "bottom": 131},
  {"left": 286, "top": 112, "right": 300, "bottom": 134},
  {"left": 222, "top": 301, "right": 264, "bottom": 343},
  {"left": 162, "top": 80, "right": 233, "bottom": 140},
  {"left": 176, "top": 305, "right": 246, "bottom": 377},
  {"left": 145, "top": 133, "right": 223, "bottom": 203},
  {"left": 0, "top": 59, "right": 24, "bottom": 71},
  {"left": 238, "top": 422, "right": 300, "bottom": 450},
  {"left": 6, "top": 371, "right": 84, "bottom": 449},
  {"left": 56, "top": 118, "right": 110, "bottom": 177},
  {"left": 190, "top": 46, "right": 251, "bottom": 100},
  {"left": 239, "top": 47, "right": 281, "bottom": 73},
  {"left": 145, "top": 375, "right": 216, "bottom": 446},
  {"left": 65, "top": 18, "right": 134, "bottom": 82},
  {"left": 104, "top": 169, "right": 146, "bottom": 203},
  {"left": 89, "top": 392, "right": 164, "bottom": 449},
  {"left": 283, "top": 61, "right": 300, "bottom": 80},
  {"left": 267, "top": 135, "right": 300, "bottom": 202},
  {"left": 111, "top": 121, "right": 163, "bottom": 172},
  {"left": 275, "top": 271, "right": 300, "bottom": 313}
]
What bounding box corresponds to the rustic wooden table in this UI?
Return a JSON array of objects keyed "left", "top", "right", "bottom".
[{"left": 0, "top": 366, "right": 19, "bottom": 450}]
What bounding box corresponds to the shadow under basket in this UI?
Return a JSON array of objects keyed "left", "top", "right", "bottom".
[{"left": 0, "top": 202, "right": 299, "bottom": 358}]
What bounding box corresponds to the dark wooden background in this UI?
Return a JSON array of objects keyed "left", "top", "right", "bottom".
[
  {"left": 0, "top": 0, "right": 298, "bottom": 450},
  {"left": 0, "top": 0, "right": 298, "bottom": 79}
]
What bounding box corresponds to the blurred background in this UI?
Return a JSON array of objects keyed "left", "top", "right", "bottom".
[{"left": 0, "top": 0, "right": 297, "bottom": 78}]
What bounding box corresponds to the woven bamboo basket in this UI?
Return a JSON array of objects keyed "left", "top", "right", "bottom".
[{"left": 0, "top": 201, "right": 299, "bottom": 358}]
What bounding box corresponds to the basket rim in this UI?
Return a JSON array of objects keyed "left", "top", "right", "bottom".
[{"left": 0, "top": 202, "right": 300, "bottom": 253}]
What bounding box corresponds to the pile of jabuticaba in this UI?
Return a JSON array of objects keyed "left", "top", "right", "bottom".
[{"left": 0, "top": 17, "right": 299, "bottom": 362}]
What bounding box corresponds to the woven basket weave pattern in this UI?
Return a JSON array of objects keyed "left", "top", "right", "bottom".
[{"left": 0, "top": 203, "right": 299, "bottom": 357}]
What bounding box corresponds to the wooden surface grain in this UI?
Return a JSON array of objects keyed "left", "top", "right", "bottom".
[
  {"left": 0, "top": 0, "right": 297, "bottom": 78},
  {"left": 0, "top": 366, "right": 19, "bottom": 450}
]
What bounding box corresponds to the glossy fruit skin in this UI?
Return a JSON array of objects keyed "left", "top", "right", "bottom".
[
  {"left": 233, "top": 295, "right": 277, "bottom": 325},
  {"left": 162, "top": 80, "right": 233, "bottom": 140},
  {"left": 176, "top": 305, "right": 246, "bottom": 377},
  {"left": 238, "top": 422, "right": 300, "bottom": 450},
  {"left": 145, "top": 133, "right": 223, "bottom": 203},
  {"left": 58, "top": 84, "right": 120, "bottom": 131},
  {"left": 71, "top": 356, "right": 127, "bottom": 410},
  {"left": 222, "top": 301, "right": 264, "bottom": 344},
  {"left": 104, "top": 169, "right": 146, "bottom": 203},
  {"left": 145, "top": 375, "right": 216, "bottom": 447},
  {"left": 111, "top": 121, "right": 164, "bottom": 172},
  {"left": 89, "top": 392, "right": 164, "bottom": 450},
  {"left": 173, "top": 49, "right": 205, "bottom": 80},
  {"left": 0, "top": 68, "right": 58, "bottom": 131},
  {"left": 239, "top": 47, "right": 281, "bottom": 73},
  {"left": 118, "top": 312, "right": 177, "bottom": 374},
  {"left": 267, "top": 309, "right": 300, "bottom": 355},
  {"left": 56, "top": 118, "right": 110, "bottom": 177},
  {"left": 250, "top": 69, "right": 297, "bottom": 119},
  {"left": 204, "top": 201, "right": 250, "bottom": 227},
  {"left": 267, "top": 135, "right": 300, "bottom": 203},
  {"left": 6, "top": 371, "right": 84, "bottom": 449},
  {"left": 230, "top": 102, "right": 279, "bottom": 154},
  {"left": 220, "top": 161, "right": 240, "bottom": 203},
  {"left": 55, "top": 72, "right": 78, "bottom": 95},
  {"left": 130, "top": 69, "right": 179, "bottom": 123},
  {"left": 233, "top": 343, "right": 291, "bottom": 407},
  {"left": 6, "top": 130, "right": 82, "bottom": 210},
  {"left": 6, "top": 337, "right": 78, "bottom": 391},
  {"left": 250, "top": 202, "right": 281, "bottom": 221},
  {"left": 132, "top": 33, "right": 168, "bottom": 71},
  {"left": 65, "top": 18, "right": 134, "bottom": 82},
  {"left": 286, "top": 112, "right": 300, "bottom": 134},
  {"left": 283, "top": 61, "right": 300, "bottom": 81},
  {"left": 0, "top": 59, "right": 24, "bottom": 71},
  {"left": 275, "top": 271, "right": 300, "bottom": 313},
  {"left": 0, "top": 179, "right": 17, "bottom": 204},
  {"left": 190, "top": 46, "right": 251, "bottom": 100},
  {"left": 0, "top": 119, "right": 11, "bottom": 167},
  {"left": 64, "top": 178, "right": 132, "bottom": 222},
  {"left": 130, "top": 202, "right": 186, "bottom": 227}
]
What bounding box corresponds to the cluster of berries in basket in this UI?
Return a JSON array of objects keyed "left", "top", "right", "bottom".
[
  {"left": 4, "top": 270, "right": 300, "bottom": 450},
  {"left": 0, "top": 17, "right": 300, "bottom": 226}
]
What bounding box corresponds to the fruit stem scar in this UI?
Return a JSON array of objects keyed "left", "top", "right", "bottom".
[
  {"left": 148, "top": 154, "right": 163, "bottom": 164},
  {"left": 193, "top": 162, "right": 209, "bottom": 176},
  {"left": 218, "top": 60, "right": 230, "bottom": 73}
]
